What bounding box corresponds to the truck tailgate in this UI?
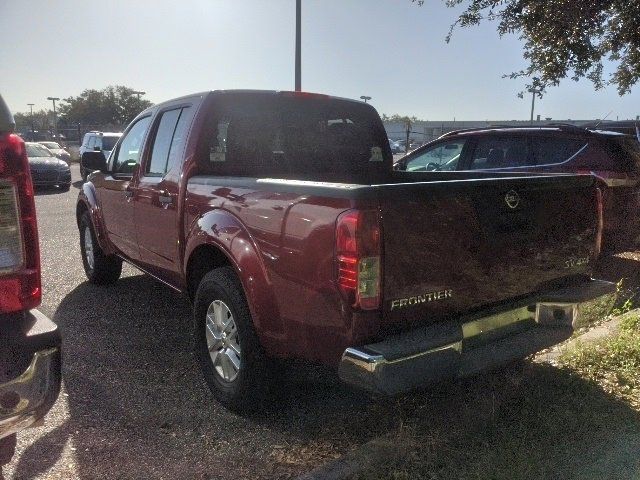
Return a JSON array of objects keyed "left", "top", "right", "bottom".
[{"left": 378, "top": 174, "right": 599, "bottom": 330}]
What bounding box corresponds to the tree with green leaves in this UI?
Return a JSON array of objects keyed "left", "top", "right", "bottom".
[
  {"left": 414, "top": 0, "right": 640, "bottom": 96},
  {"left": 13, "top": 109, "right": 52, "bottom": 131},
  {"left": 57, "top": 85, "right": 153, "bottom": 126},
  {"left": 380, "top": 114, "right": 423, "bottom": 123}
]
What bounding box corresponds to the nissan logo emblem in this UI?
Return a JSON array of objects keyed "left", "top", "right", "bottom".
[{"left": 505, "top": 190, "right": 520, "bottom": 209}]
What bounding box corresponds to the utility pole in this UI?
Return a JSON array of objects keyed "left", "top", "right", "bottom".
[
  {"left": 47, "top": 97, "right": 60, "bottom": 138},
  {"left": 360, "top": 96, "right": 371, "bottom": 103},
  {"left": 295, "top": 0, "right": 301, "bottom": 91},
  {"left": 27, "top": 103, "right": 35, "bottom": 132},
  {"left": 405, "top": 119, "right": 411, "bottom": 153}
]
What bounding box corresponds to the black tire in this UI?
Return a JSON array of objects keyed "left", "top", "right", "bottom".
[
  {"left": 193, "top": 267, "right": 267, "bottom": 412},
  {"left": 79, "top": 211, "right": 122, "bottom": 285},
  {"left": 60, "top": 183, "right": 71, "bottom": 192},
  {"left": 80, "top": 166, "right": 88, "bottom": 182},
  {"left": 0, "top": 434, "right": 16, "bottom": 465}
]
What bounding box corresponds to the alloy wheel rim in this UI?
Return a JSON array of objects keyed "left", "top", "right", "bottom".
[
  {"left": 205, "top": 300, "right": 241, "bottom": 382},
  {"left": 84, "top": 226, "right": 95, "bottom": 270}
]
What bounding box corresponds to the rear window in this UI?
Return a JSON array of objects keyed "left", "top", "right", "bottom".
[
  {"left": 26, "top": 144, "right": 51, "bottom": 157},
  {"left": 200, "top": 94, "right": 390, "bottom": 181},
  {"left": 101, "top": 136, "right": 119, "bottom": 151},
  {"left": 602, "top": 136, "right": 640, "bottom": 171}
]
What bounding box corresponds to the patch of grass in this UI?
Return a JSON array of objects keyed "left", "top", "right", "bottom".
[
  {"left": 560, "top": 311, "right": 640, "bottom": 409},
  {"left": 348, "top": 312, "right": 640, "bottom": 480}
]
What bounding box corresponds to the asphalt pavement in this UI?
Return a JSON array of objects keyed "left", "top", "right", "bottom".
[{"left": 1, "top": 165, "right": 399, "bottom": 480}]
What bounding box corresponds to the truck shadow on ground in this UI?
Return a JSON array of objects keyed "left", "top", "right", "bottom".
[{"left": 9, "top": 272, "right": 640, "bottom": 479}]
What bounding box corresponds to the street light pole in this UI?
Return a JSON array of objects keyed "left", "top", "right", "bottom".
[
  {"left": 47, "top": 97, "right": 60, "bottom": 138},
  {"left": 529, "top": 89, "right": 540, "bottom": 125},
  {"left": 131, "top": 90, "right": 146, "bottom": 100},
  {"left": 360, "top": 96, "right": 371, "bottom": 103},
  {"left": 27, "top": 103, "right": 35, "bottom": 132},
  {"left": 295, "top": 0, "right": 301, "bottom": 91}
]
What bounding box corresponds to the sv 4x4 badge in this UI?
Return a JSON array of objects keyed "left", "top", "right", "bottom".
[{"left": 390, "top": 289, "right": 453, "bottom": 311}]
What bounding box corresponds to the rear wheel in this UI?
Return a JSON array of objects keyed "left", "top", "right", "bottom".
[
  {"left": 193, "top": 267, "right": 267, "bottom": 412},
  {"left": 60, "top": 183, "right": 71, "bottom": 192},
  {"left": 79, "top": 211, "right": 122, "bottom": 284}
]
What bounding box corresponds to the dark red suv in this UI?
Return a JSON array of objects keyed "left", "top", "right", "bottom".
[{"left": 394, "top": 126, "right": 640, "bottom": 252}]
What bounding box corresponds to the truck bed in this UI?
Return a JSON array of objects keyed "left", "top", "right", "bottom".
[{"left": 186, "top": 170, "right": 599, "bottom": 358}]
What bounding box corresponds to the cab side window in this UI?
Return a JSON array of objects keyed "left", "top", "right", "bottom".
[
  {"left": 402, "top": 140, "right": 466, "bottom": 172},
  {"left": 112, "top": 117, "right": 151, "bottom": 174},
  {"left": 87, "top": 135, "right": 95, "bottom": 150},
  {"left": 146, "top": 107, "right": 193, "bottom": 177}
]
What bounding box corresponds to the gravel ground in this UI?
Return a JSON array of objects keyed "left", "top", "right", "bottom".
[{"left": 1, "top": 165, "right": 399, "bottom": 480}]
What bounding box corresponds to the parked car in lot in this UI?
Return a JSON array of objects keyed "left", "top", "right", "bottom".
[
  {"left": 388, "top": 138, "right": 405, "bottom": 154},
  {"left": 78, "top": 90, "right": 614, "bottom": 412},
  {"left": 38, "top": 141, "right": 71, "bottom": 162},
  {"left": 25, "top": 142, "right": 72, "bottom": 191},
  {"left": 0, "top": 94, "right": 61, "bottom": 465},
  {"left": 395, "top": 126, "right": 640, "bottom": 252},
  {"left": 79, "top": 131, "right": 121, "bottom": 181},
  {"left": 408, "top": 139, "right": 423, "bottom": 151}
]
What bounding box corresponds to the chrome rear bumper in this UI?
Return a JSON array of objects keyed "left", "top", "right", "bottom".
[
  {"left": 0, "top": 348, "right": 61, "bottom": 439},
  {"left": 339, "top": 279, "right": 616, "bottom": 395}
]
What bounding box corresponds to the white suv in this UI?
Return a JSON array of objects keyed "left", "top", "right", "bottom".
[{"left": 79, "top": 131, "right": 121, "bottom": 180}]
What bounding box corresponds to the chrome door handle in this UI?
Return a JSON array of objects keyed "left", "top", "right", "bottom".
[{"left": 124, "top": 189, "right": 134, "bottom": 198}]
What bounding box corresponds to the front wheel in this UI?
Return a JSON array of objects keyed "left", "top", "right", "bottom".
[
  {"left": 79, "top": 211, "right": 122, "bottom": 285},
  {"left": 193, "top": 267, "right": 268, "bottom": 412}
]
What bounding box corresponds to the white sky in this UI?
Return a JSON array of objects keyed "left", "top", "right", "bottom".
[{"left": 1, "top": 0, "right": 638, "bottom": 121}]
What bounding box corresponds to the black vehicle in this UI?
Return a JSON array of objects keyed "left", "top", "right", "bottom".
[
  {"left": 26, "top": 142, "right": 72, "bottom": 191},
  {"left": 0, "top": 94, "right": 61, "bottom": 464},
  {"left": 395, "top": 125, "right": 640, "bottom": 252}
]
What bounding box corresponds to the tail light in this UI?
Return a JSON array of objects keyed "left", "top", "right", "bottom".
[
  {"left": 336, "top": 209, "right": 381, "bottom": 310},
  {"left": 0, "top": 133, "right": 41, "bottom": 313},
  {"left": 594, "top": 187, "right": 603, "bottom": 258}
]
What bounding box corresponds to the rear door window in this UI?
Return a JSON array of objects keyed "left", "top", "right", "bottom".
[
  {"left": 146, "top": 107, "right": 193, "bottom": 177},
  {"left": 530, "top": 137, "right": 586, "bottom": 166},
  {"left": 469, "top": 136, "right": 530, "bottom": 169}
]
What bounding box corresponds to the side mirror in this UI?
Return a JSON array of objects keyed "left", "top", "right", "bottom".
[
  {"left": 93, "top": 145, "right": 102, "bottom": 151},
  {"left": 81, "top": 151, "right": 108, "bottom": 173}
]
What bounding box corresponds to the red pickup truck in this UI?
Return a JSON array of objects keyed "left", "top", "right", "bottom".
[{"left": 78, "top": 90, "right": 614, "bottom": 411}]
